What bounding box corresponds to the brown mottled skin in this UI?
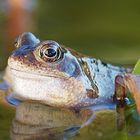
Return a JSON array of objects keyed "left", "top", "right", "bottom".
[{"left": 7, "top": 32, "right": 128, "bottom": 108}]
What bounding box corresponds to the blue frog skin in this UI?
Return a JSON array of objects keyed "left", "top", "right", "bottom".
[{"left": 6, "top": 32, "right": 128, "bottom": 108}]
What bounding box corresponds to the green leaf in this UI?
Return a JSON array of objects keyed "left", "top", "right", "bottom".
[{"left": 133, "top": 59, "right": 140, "bottom": 74}]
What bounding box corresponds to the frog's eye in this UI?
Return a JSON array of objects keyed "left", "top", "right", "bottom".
[
  {"left": 39, "top": 41, "right": 63, "bottom": 62},
  {"left": 44, "top": 47, "right": 57, "bottom": 58}
]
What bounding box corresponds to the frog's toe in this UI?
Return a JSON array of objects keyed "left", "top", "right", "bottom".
[{"left": 5, "top": 94, "right": 21, "bottom": 106}]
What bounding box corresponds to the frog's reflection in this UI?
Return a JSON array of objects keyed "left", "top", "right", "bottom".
[{"left": 10, "top": 101, "right": 93, "bottom": 140}]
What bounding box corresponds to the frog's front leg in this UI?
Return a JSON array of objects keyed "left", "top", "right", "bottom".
[
  {"left": 114, "top": 74, "right": 140, "bottom": 114},
  {"left": 113, "top": 75, "right": 127, "bottom": 107}
]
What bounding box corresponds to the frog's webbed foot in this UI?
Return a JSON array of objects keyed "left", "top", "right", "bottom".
[
  {"left": 5, "top": 94, "right": 21, "bottom": 106},
  {"left": 0, "top": 78, "right": 21, "bottom": 106}
]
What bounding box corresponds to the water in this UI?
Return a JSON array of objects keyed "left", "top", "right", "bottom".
[
  {"left": 0, "top": 74, "right": 140, "bottom": 140},
  {"left": 0, "top": 97, "right": 117, "bottom": 140},
  {"left": 0, "top": 73, "right": 118, "bottom": 140}
]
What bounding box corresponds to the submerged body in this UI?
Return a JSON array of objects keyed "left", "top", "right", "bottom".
[{"left": 7, "top": 32, "right": 127, "bottom": 108}]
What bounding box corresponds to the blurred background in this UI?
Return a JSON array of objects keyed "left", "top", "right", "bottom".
[{"left": 0, "top": 0, "right": 140, "bottom": 70}]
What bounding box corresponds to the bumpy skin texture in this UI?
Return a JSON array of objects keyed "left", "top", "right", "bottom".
[{"left": 8, "top": 32, "right": 127, "bottom": 108}]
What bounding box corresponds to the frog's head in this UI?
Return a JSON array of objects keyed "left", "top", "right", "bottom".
[{"left": 8, "top": 32, "right": 98, "bottom": 108}]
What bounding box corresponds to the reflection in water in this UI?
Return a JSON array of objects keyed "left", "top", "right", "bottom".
[
  {"left": 1, "top": 65, "right": 118, "bottom": 139},
  {"left": 10, "top": 102, "right": 93, "bottom": 140},
  {"left": 1, "top": 72, "right": 140, "bottom": 139}
]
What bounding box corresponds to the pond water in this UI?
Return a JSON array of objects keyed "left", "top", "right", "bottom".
[
  {"left": 0, "top": 92, "right": 128, "bottom": 140},
  {"left": 0, "top": 73, "right": 140, "bottom": 140}
]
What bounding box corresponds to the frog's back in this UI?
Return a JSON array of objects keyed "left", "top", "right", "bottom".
[{"left": 74, "top": 56, "right": 129, "bottom": 107}]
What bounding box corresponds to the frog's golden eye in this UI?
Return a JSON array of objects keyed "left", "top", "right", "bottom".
[{"left": 39, "top": 41, "right": 63, "bottom": 62}]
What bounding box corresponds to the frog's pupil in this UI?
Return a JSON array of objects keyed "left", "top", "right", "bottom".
[{"left": 45, "top": 48, "right": 56, "bottom": 57}]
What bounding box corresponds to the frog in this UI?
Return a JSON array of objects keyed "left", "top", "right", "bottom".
[{"left": 4, "top": 32, "right": 129, "bottom": 109}]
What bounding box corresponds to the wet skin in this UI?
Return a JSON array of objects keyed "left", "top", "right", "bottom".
[{"left": 7, "top": 32, "right": 128, "bottom": 108}]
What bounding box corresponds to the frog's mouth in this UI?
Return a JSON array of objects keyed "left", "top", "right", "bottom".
[
  {"left": 9, "top": 67, "right": 69, "bottom": 80},
  {"left": 8, "top": 55, "right": 70, "bottom": 79}
]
